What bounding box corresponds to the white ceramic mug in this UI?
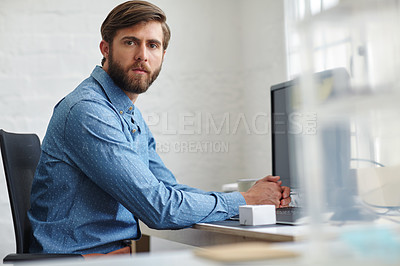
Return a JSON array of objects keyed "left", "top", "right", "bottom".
[{"left": 237, "top": 178, "right": 258, "bottom": 192}]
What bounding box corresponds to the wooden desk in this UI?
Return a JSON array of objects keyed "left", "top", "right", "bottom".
[{"left": 137, "top": 220, "right": 307, "bottom": 251}]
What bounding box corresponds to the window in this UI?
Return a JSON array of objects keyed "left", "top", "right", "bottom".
[{"left": 284, "top": 0, "right": 351, "bottom": 79}]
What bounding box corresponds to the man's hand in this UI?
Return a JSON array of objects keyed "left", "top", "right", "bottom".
[
  {"left": 280, "top": 185, "right": 291, "bottom": 208},
  {"left": 240, "top": 175, "right": 291, "bottom": 208}
]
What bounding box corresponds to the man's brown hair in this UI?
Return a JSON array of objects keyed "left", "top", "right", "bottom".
[{"left": 100, "top": 0, "right": 171, "bottom": 66}]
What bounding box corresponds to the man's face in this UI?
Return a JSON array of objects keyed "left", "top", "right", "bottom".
[{"left": 102, "top": 21, "right": 165, "bottom": 96}]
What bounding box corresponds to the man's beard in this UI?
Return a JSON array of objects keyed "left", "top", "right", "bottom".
[{"left": 107, "top": 51, "right": 162, "bottom": 95}]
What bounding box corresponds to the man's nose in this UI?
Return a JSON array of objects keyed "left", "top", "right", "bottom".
[{"left": 134, "top": 44, "right": 148, "bottom": 62}]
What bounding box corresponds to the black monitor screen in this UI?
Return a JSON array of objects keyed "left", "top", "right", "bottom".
[{"left": 270, "top": 81, "right": 294, "bottom": 188}]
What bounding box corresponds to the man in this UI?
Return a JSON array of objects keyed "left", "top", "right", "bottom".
[{"left": 28, "top": 1, "right": 291, "bottom": 255}]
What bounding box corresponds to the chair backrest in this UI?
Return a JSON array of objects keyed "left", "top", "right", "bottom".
[{"left": 0, "top": 129, "right": 41, "bottom": 254}]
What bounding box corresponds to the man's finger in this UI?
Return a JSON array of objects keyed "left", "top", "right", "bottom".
[
  {"left": 282, "top": 186, "right": 290, "bottom": 198},
  {"left": 280, "top": 197, "right": 291, "bottom": 207},
  {"left": 265, "top": 175, "right": 280, "bottom": 182}
]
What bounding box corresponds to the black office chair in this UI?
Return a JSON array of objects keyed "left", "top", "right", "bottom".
[{"left": 0, "top": 129, "right": 83, "bottom": 263}]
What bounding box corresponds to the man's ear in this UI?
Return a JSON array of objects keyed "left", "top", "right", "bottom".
[{"left": 100, "top": 40, "right": 110, "bottom": 59}]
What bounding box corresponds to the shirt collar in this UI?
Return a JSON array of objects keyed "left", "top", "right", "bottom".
[{"left": 91, "top": 66, "right": 135, "bottom": 115}]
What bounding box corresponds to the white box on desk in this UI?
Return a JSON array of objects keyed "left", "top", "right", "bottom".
[{"left": 239, "top": 205, "right": 276, "bottom": 226}]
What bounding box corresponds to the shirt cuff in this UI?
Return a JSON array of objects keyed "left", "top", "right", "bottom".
[{"left": 223, "top": 191, "right": 247, "bottom": 216}]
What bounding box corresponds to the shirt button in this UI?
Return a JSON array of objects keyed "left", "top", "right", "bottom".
[
  {"left": 119, "top": 111, "right": 123, "bottom": 114},
  {"left": 129, "top": 106, "right": 133, "bottom": 111},
  {"left": 132, "top": 129, "right": 136, "bottom": 133}
]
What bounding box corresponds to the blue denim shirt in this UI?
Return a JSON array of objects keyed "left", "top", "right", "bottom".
[{"left": 28, "top": 66, "right": 246, "bottom": 254}]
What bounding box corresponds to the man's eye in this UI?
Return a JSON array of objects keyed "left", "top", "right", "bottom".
[
  {"left": 149, "top": 43, "right": 158, "bottom": 49},
  {"left": 126, "top": 41, "right": 135, "bottom": 46}
]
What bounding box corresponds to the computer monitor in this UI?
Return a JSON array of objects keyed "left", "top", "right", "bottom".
[
  {"left": 270, "top": 68, "right": 351, "bottom": 191},
  {"left": 270, "top": 79, "right": 295, "bottom": 188}
]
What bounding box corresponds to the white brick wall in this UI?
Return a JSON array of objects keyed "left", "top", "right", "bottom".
[{"left": 0, "top": 0, "right": 286, "bottom": 257}]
